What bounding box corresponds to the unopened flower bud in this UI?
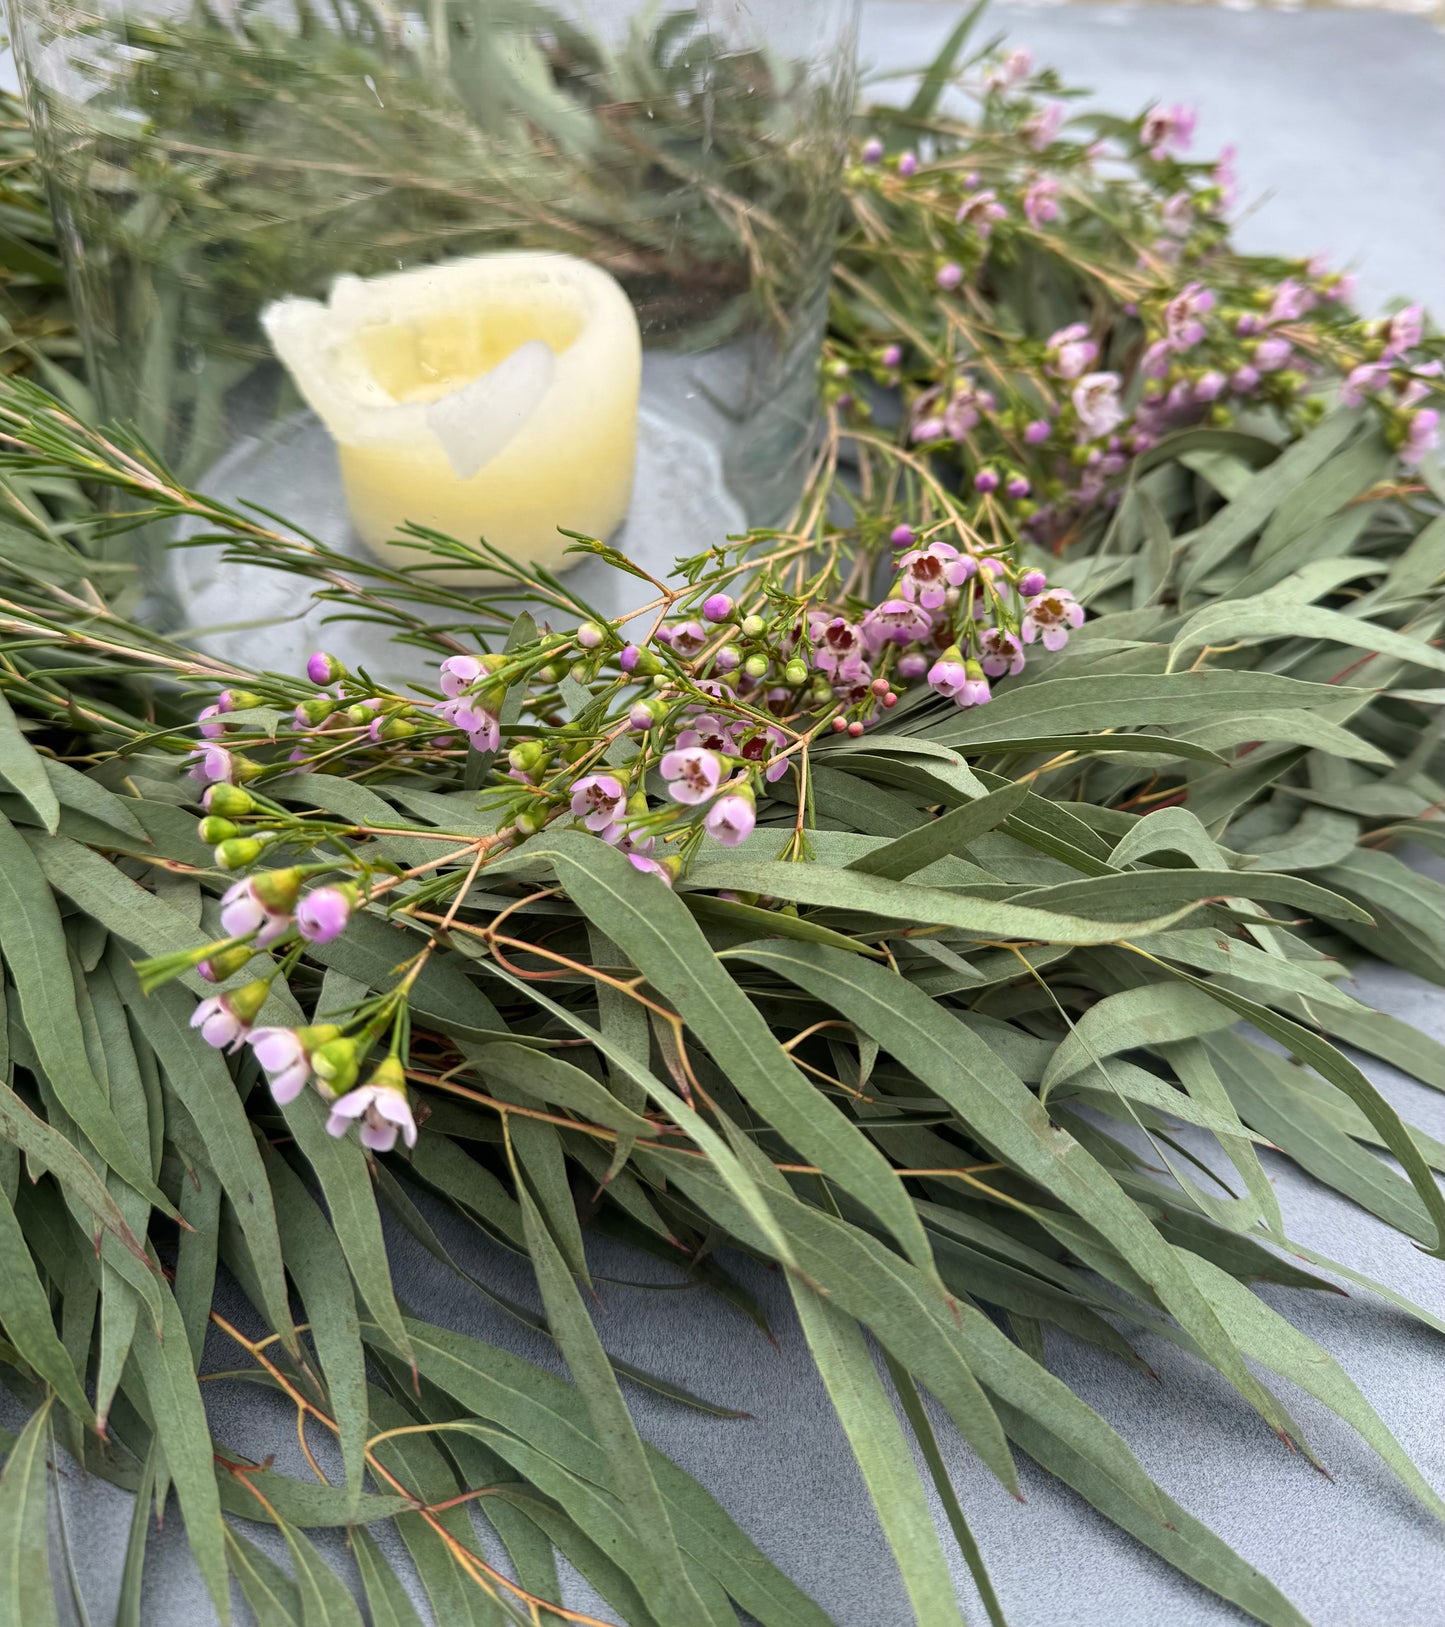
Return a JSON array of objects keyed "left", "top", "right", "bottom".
[
  {"left": 252, "top": 866, "right": 304, "bottom": 913},
  {"left": 227, "top": 979, "right": 273, "bottom": 1024},
  {"left": 215, "top": 838, "right": 265, "bottom": 870},
  {"left": 197, "top": 944, "right": 254, "bottom": 983},
  {"left": 378, "top": 717, "right": 416, "bottom": 741},
  {"left": 508, "top": 740, "right": 546, "bottom": 774},
  {"left": 740, "top": 614, "right": 767, "bottom": 639},
  {"left": 311, "top": 1036, "right": 360, "bottom": 1097},
  {"left": 221, "top": 690, "right": 263, "bottom": 712},
  {"left": 306, "top": 652, "right": 342, "bottom": 687},
  {"left": 743, "top": 654, "right": 770, "bottom": 680},
  {"left": 199, "top": 816, "right": 240, "bottom": 846},
  {"left": 576, "top": 622, "right": 604, "bottom": 650},
  {"left": 702, "top": 592, "right": 734, "bottom": 623},
  {"left": 202, "top": 783, "right": 254, "bottom": 818},
  {"left": 295, "top": 697, "right": 334, "bottom": 727},
  {"left": 783, "top": 658, "right": 809, "bottom": 686}
]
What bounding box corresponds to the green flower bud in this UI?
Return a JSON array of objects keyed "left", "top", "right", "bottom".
[
  {"left": 197, "top": 943, "right": 254, "bottom": 982},
  {"left": 226, "top": 979, "right": 272, "bottom": 1024},
  {"left": 252, "top": 866, "right": 304, "bottom": 913},
  {"left": 366, "top": 1055, "right": 408, "bottom": 1095},
  {"left": 743, "top": 654, "right": 770, "bottom": 680},
  {"left": 198, "top": 816, "right": 240, "bottom": 846},
  {"left": 536, "top": 663, "right": 562, "bottom": 685},
  {"left": 215, "top": 837, "right": 265, "bottom": 870},
  {"left": 783, "top": 658, "right": 809, "bottom": 686},
  {"left": 203, "top": 783, "right": 255, "bottom": 818},
  {"left": 230, "top": 756, "right": 263, "bottom": 783},
  {"left": 226, "top": 690, "right": 264, "bottom": 711},
  {"left": 378, "top": 717, "right": 416, "bottom": 740},
  {"left": 346, "top": 702, "right": 377, "bottom": 726},
  {"left": 740, "top": 614, "right": 767, "bottom": 639},
  {"left": 297, "top": 697, "right": 334, "bottom": 726},
  {"left": 311, "top": 1036, "right": 359, "bottom": 1097},
  {"left": 508, "top": 740, "right": 547, "bottom": 774}
]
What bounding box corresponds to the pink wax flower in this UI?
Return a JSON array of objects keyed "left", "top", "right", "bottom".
[
  {"left": 1022, "top": 101, "right": 1065, "bottom": 151},
  {"left": 704, "top": 792, "right": 757, "bottom": 848},
  {"left": 326, "top": 1083, "right": 418, "bottom": 1154},
  {"left": 220, "top": 878, "right": 291, "bottom": 947},
  {"left": 1401, "top": 408, "right": 1440, "bottom": 470},
  {"left": 676, "top": 713, "right": 739, "bottom": 754},
  {"left": 570, "top": 773, "right": 627, "bottom": 832},
  {"left": 1384, "top": 304, "right": 1424, "bottom": 358},
  {"left": 1268, "top": 280, "right": 1314, "bottom": 323},
  {"left": 956, "top": 189, "right": 1007, "bottom": 238},
  {"left": 737, "top": 723, "right": 790, "bottom": 784},
  {"left": 926, "top": 646, "right": 968, "bottom": 702},
  {"left": 935, "top": 262, "right": 964, "bottom": 292},
  {"left": 1045, "top": 323, "right": 1097, "bottom": 380},
  {"left": 438, "top": 655, "right": 484, "bottom": 697},
  {"left": 188, "top": 744, "right": 235, "bottom": 786},
  {"left": 1341, "top": 362, "right": 1389, "bottom": 407},
  {"left": 979, "top": 628, "right": 1027, "bottom": 678},
  {"left": 1254, "top": 336, "right": 1293, "bottom": 372},
  {"left": 861, "top": 599, "right": 934, "bottom": 652},
  {"left": 295, "top": 886, "right": 354, "bottom": 945},
  {"left": 1164, "top": 283, "right": 1214, "bottom": 351},
  {"left": 1141, "top": 102, "right": 1196, "bottom": 160},
  {"left": 660, "top": 746, "right": 723, "bottom": 805},
  {"left": 1022, "top": 587, "right": 1086, "bottom": 651},
  {"left": 896, "top": 542, "right": 974, "bottom": 610},
  {"left": 1072, "top": 372, "right": 1124, "bottom": 442},
  {"left": 1024, "top": 177, "right": 1061, "bottom": 227},
  {"left": 249, "top": 1027, "right": 312, "bottom": 1105},
  {"left": 664, "top": 619, "right": 708, "bottom": 659},
  {"left": 810, "top": 616, "right": 870, "bottom": 684},
  {"left": 190, "top": 994, "right": 252, "bottom": 1053},
  {"left": 985, "top": 47, "right": 1033, "bottom": 91}
]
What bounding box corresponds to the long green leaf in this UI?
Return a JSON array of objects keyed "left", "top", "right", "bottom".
[{"left": 790, "top": 1280, "right": 967, "bottom": 1627}]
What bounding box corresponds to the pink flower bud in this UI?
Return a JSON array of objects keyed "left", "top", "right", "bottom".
[
  {"left": 701, "top": 593, "right": 734, "bottom": 623},
  {"left": 295, "top": 886, "right": 353, "bottom": 945},
  {"left": 306, "top": 652, "right": 341, "bottom": 686}
]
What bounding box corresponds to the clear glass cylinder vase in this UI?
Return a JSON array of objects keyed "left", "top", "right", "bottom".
[{"left": 7, "top": 0, "right": 858, "bottom": 646}]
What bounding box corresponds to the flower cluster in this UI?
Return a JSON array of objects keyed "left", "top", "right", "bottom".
[{"left": 833, "top": 54, "right": 1441, "bottom": 542}]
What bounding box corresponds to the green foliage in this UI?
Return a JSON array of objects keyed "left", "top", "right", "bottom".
[{"left": 0, "top": 13, "right": 1441, "bottom": 1627}]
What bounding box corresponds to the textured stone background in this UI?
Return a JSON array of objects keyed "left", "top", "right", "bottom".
[{"left": 2, "top": 5, "right": 1442, "bottom": 1624}]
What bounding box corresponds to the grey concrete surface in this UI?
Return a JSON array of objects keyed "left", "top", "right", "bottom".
[{"left": 4, "top": 5, "right": 1444, "bottom": 1626}]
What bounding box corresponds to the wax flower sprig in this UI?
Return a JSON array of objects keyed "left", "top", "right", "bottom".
[
  {"left": 141, "top": 517, "right": 1076, "bottom": 1148},
  {"left": 826, "top": 44, "right": 1442, "bottom": 543}
]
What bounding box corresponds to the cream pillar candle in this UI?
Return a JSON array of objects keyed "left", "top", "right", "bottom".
[{"left": 261, "top": 252, "right": 642, "bottom": 579}]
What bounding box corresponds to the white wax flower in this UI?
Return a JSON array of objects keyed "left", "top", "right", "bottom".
[{"left": 262, "top": 251, "right": 642, "bottom": 578}]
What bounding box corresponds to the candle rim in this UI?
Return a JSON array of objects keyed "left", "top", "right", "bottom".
[{"left": 261, "top": 250, "right": 641, "bottom": 450}]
